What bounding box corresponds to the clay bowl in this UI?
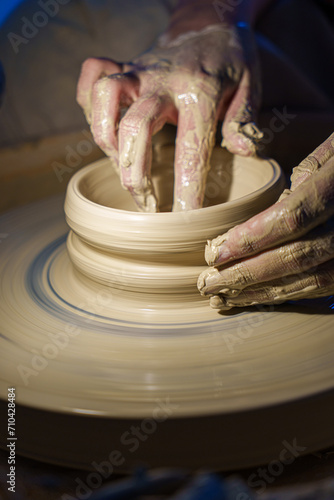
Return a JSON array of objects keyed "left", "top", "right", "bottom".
[{"left": 64, "top": 146, "right": 284, "bottom": 293}]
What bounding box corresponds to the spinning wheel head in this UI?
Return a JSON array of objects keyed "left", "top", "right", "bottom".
[{"left": 1, "top": 153, "right": 334, "bottom": 470}]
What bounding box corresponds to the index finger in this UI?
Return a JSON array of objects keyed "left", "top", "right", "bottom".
[
  {"left": 118, "top": 92, "right": 176, "bottom": 212},
  {"left": 77, "top": 58, "right": 122, "bottom": 123}
]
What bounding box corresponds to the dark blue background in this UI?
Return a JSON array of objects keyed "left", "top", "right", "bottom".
[{"left": 0, "top": 0, "right": 24, "bottom": 25}]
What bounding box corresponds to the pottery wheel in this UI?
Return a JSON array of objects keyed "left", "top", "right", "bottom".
[{"left": 1, "top": 153, "right": 334, "bottom": 471}]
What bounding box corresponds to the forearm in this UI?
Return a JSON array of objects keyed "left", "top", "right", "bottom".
[{"left": 165, "top": 0, "right": 277, "bottom": 40}]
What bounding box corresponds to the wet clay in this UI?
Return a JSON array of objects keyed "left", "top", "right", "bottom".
[
  {"left": 1, "top": 152, "right": 334, "bottom": 473},
  {"left": 1, "top": 186, "right": 334, "bottom": 425},
  {"left": 64, "top": 149, "right": 284, "bottom": 296}
]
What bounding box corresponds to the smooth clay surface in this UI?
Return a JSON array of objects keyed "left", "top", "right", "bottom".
[
  {"left": 65, "top": 147, "right": 284, "bottom": 293},
  {"left": 1, "top": 151, "right": 334, "bottom": 468},
  {"left": 1, "top": 150, "right": 334, "bottom": 417},
  {"left": 0, "top": 195, "right": 334, "bottom": 420}
]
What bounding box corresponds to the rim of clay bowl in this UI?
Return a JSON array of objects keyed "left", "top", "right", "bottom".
[{"left": 65, "top": 155, "right": 284, "bottom": 254}]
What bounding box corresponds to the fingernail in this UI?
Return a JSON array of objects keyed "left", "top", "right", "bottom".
[
  {"left": 197, "top": 268, "right": 220, "bottom": 295},
  {"left": 120, "top": 135, "right": 135, "bottom": 168},
  {"left": 133, "top": 192, "right": 157, "bottom": 213},
  {"left": 205, "top": 242, "right": 219, "bottom": 265},
  {"left": 205, "top": 234, "right": 230, "bottom": 265},
  {"left": 219, "top": 288, "right": 241, "bottom": 297},
  {"left": 197, "top": 273, "right": 206, "bottom": 292},
  {"left": 210, "top": 295, "right": 232, "bottom": 310},
  {"left": 241, "top": 122, "right": 263, "bottom": 140}
]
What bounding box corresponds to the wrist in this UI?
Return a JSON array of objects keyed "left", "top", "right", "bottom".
[
  {"left": 164, "top": 1, "right": 237, "bottom": 42},
  {"left": 163, "top": 0, "right": 277, "bottom": 42}
]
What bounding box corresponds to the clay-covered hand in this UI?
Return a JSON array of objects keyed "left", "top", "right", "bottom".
[
  {"left": 76, "top": 23, "right": 261, "bottom": 212},
  {"left": 198, "top": 133, "right": 334, "bottom": 309}
]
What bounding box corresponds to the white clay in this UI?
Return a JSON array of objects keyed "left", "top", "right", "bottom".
[
  {"left": 1, "top": 150, "right": 334, "bottom": 468},
  {"left": 1, "top": 192, "right": 334, "bottom": 420}
]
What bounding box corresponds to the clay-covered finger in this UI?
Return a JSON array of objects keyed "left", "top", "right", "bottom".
[
  {"left": 208, "top": 258, "right": 334, "bottom": 310},
  {"left": 289, "top": 132, "right": 334, "bottom": 191},
  {"left": 199, "top": 221, "right": 334, "bottom": 295},
  {"left": 118, "top": 92, "right": 175, "bottom": 212},
  {"left": 221, "top": 24, "right": 262, "bottom": 156},
  {"left": 90, "top": 74, "right": 139, "bottom": 162},
  {"left": 77, "top": 58, "right": 122, "bottom": 124},
  {"left": 173, "top": 88, "right": 219, "bottom": 211},
  {"left": 206, "top": 157, "right": 334, "bottom": 266}
]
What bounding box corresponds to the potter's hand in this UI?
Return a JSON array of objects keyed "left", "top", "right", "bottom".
[
  {"left": 76, "top": 22, "right": 261, "bottom": 212},
  {"left": 198, "top": 133, "right": 334, "bottom": 309}
]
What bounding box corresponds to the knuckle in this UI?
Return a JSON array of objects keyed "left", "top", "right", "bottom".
[
  {"left": 280, "top": 205, "right": 306, "bottom": 234},
  {"left": 239, "top": 232, "right": 258, "bottom": 255},
  {"left": 119, "top": 94, "right": 164, "bottom": 136},
  {"left": 293, "top": 155, "right": 320, "bottom": 176},
  {"left": 233, "top": 263, "right": 255, "bottom": 286},
  {"left": 120, "top": 112, "right": 152, "bottom": 136},
  {"left": 107, "top": 77, "right": 123, "bottom": 93},
  {"left": 93, "top": 76, "right": 110, "bottom": 95},
  {"left": 315, "top": 266, "right": 334, "bottom": 289},
  {"left": 83, "top": 57, "right": 102, "bottom": 72},
  {"left": 280, "top": 244, "right": 309, "bottom": 270},
  {"left": 119, "top": 115, "right": 139, "bottom": 136}
]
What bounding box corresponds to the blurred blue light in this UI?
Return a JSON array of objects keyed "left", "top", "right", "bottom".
[{"left": 0, "top": 0, "right": 25, "bottom": 25}]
